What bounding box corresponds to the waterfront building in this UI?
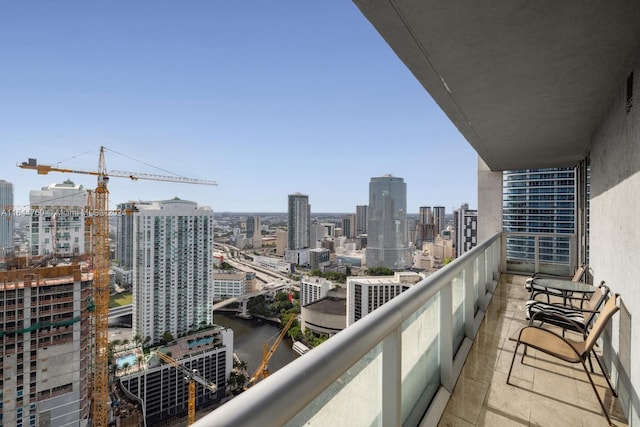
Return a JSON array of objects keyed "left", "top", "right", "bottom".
[
  {"left": 365, "top": 175, "right": 410, "bottom": 270},
  {"left": 212, "top": 272, "right": 246, "bottom": 300},
  {"left": 453, "top": 203, "right": 477, "bottom": 257},
  {"left": 346, "top": 271, "right": 422, "bottom": 326},
  {"left": 300, "top": 275, "right": 333, "bottom": 307},
  {"left": 503, "top": 168, "right": 576, "bottom": 270},
  {"left": 287, "top": 193, "right": 310, "bottom": 250},
  {"left": 131, "top": 199, "right": 214, "bottom": 345},
  {"left": 0, "top": 180, "right": 14, "bottom": 261},
  {"left": 29, "top": 180, "right": 88, "bottom": 257},
  {"left": 0, "top": 265, "right": 92, "bottom": 426},
  {"left": 117, "top": 327, "right": 233, "bottom": 425},
  {"left": 301, "top": 287, "right": 346, "bottom": 336}
]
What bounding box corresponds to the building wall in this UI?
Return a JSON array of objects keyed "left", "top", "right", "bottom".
[
  {"left": 589, "top": 61, "right": 640, "bottom": 425},
  {"left": 116, "top": 201, "right": 137, "bottom": 269}
]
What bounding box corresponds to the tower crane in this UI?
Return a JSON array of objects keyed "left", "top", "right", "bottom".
[
  {"left": 247, "top": 314, "right": 296, "bottom": 388},
  {"left": 18, "top": 146, "right": 217, "bottom": 427},
  {"left": 154, "top": 350, "right": 217, "bottom": 425}
]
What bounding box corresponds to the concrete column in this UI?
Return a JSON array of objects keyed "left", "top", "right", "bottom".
[{"left": 477, "top": 156, "right": 503, "bottom": 242}]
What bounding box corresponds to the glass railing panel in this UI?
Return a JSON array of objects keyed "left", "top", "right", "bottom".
[
  {"left": 285, "top": 344, "right": 382, "bottom": 426},
  {"left": 401, "top": 293, "right": 440, "bottom": 425},
  {"left": 452, "top": 272, "right": 465, "bottom": 352},
  {"left": 505, "top": 235, "right": 535, "bottom": 274}
]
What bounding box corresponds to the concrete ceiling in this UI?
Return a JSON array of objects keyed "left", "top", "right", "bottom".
[{"left": 354, "top": 1, "right": 640, "bottom": 170}]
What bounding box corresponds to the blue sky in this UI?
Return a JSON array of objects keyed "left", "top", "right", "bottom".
[{"left": 0, "top": 2, "right": 477, "bottom": 214}]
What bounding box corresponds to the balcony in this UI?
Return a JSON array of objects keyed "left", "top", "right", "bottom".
[{"left": 194, "top": 232, "right": 628, "bottom": 426}]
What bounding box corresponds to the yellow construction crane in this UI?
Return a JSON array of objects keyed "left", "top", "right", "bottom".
[
  {"left": 247, "top": 314, "right": 296, "bottom": 387},
  {"left": 18, "top": 146, "right": 217, "bottom": 427},
  {"left": 154, "top": 350, "right": 217, "bottom": 425}
]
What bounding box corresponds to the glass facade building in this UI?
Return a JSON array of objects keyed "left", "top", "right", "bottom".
[
  {"left": 287, "top": 193, "right": 311, "bottom": 250},
  {"left": 366, "top": 175, "right": 410, "bottom": 270},
  {"left": 503, "top": 168, "right": 576, "bottom": 268}
]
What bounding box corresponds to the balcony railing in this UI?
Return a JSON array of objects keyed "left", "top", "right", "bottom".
[
  {"left": 502, "top": 231, "right": 577, "bottom": 277},
  {"left": 195, "top": 233, "right": 502, "bottom": 427}
]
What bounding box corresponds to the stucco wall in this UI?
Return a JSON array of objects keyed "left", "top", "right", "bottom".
[{"left": 590, "top": 60, "right": 640, "bottom": 425}]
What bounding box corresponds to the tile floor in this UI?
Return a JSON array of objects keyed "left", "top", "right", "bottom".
[{"left": 438, "top": 274, "right": 628, "bottom": 427}]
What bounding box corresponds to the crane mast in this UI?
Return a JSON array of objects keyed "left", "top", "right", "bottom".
[
  {"left": 154, "top": 351, "right": 217, "bottom": 425},
  {"left": 18, "top": 146, "right": 217, "bottom": 426}
]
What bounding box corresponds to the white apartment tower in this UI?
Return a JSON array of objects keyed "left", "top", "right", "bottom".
[
  {"left": 132, "top": 199, "right": 214, "bottom": 344},
  {"left": 29, "top": 181, "right": 89, "bottom": 257}
]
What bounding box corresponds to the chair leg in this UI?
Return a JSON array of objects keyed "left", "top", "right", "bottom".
[
  {"left": 580, "top": 359, "right": 614, "bottom": 426},
  {"left": 592, "top": 350, "right": 618, "bottom": 397},
  {"left": 507, "top": 341, "right": 521, "bottom": 385}
]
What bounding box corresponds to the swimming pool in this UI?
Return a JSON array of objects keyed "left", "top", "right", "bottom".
[
  {"left": 116, "top": 353, "right": 138, "bottom": 369},
  {"left": 188, "top": 336, "right": 213, "bottom": 349}
]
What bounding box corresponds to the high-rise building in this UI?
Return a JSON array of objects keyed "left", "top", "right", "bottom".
[
  {"left": 0, "top": 265, "right": 92, "bottom": 426},
  {"left": 287, "top": 193, "right": 310, "bottom": 250},
  {"left": 342, "top": 214, "right": 356, "bottom": 239},
  {"left": 356, "top": 205, "right": 368, "bottom": 236},
  {"left": 503, "top": 168, "right": 576, "bottom": 266},
  {"left": 300, "top": 275, "right": 333, "bottom": 306},
  {"left": 433, "top": 206, "right": 446, "bottom": 236},
  {"left": 415, "top": 206, "right": 436, "bottom": 249},
  {"left": 453, "top": 203, "right": 478, "bottom": 257},
  {"left": 131, "top": 199, "right": 214, "bottom": 344},
  {"left": 29, "top": 180, "right": 89, "bottom": 257},
  {"left": 346, "top": 272, "right": 422, "bottom": 325},
  {"left": 0, "top": 180, "right": 14, "bottom": 259},
  {"left": 246, "top": 216, "right": 262, "bottom": 248},
  {"left": 366, "top": 175, "right": 410, "bottom": 269},
  {"left": 116, "top": 201, "right": 138, "bottom": 269}
]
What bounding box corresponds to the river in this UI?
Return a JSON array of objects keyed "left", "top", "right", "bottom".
[{"left": 213, "top": 312, "right": 299, "bottom": 377}]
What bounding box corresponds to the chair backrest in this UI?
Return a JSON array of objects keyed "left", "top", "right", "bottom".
[
  {"left": 585, "top": 281, "right": 610, "bottom": 312},
  {"left": 571, "top": 264, "right": 588, "bottom": 282},
  {"left": 584, "top": 293, "right": 620, "bottom": 354}
]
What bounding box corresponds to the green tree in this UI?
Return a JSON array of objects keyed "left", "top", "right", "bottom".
[
  {"left": 162, "top": 331, "right": 174, "bottom": 344},
  {"left": 366, "top": 266, "right": 394, "bottom": 276}
]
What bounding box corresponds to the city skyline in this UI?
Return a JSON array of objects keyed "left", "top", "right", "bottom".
[{"left": 0, "top": 2, "right": 478, "bottom": 214}]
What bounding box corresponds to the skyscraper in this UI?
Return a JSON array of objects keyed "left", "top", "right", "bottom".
[
  {"left": 287, "top": 193, "right": 310, "bottom": 250},
  {"left": 433, "top": 206, "right": 446, "bottom": 236},
  {"left": 503, "top": 168, "right": 576, "bottom": 266},
  {"left": 116, "top": 201, "right": 138, "bottom": 269},
  {"left": 132, "top": 199, "right": 214, "bottom": 344},
  {"left": 355, "top": 205, "right": 368, "bottom": 235},
  {"left": 342, "top": 214, "right": 356, "bottom": 239},
  {"left": 0, "top": 180, "right": 14, "bottom": 259},
  {"left": 415, "top": 206, "right": 436, "bottom": 249},
  {"left": 366, "top": 175, "right": 410, "bottom": 269}
]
